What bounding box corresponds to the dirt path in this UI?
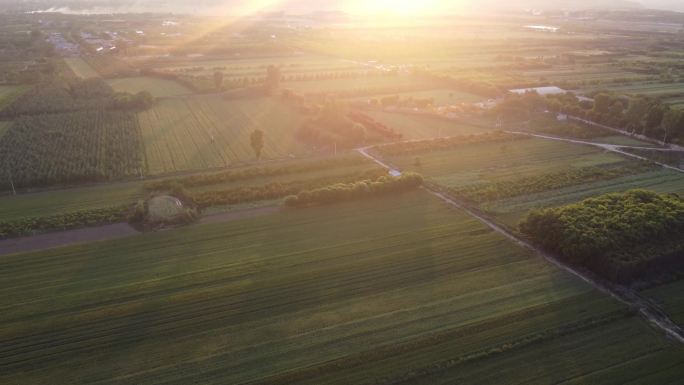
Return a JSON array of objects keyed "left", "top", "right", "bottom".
[
  {"left": 0, "top": 206, "right": 282, "bottom": 256},
  {"left": 0, "top": 223, "right": 139, "bottom": 256},
  {"left": 357, "top": 144, "right": 684, "bottom": 344}
]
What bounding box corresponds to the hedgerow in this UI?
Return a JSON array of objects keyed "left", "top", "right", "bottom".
[
  {"left": 283, "top": 173, "right": 423, "bottom": 208},
  {"left": 519, "top": 189, "right": 684, "bottom": 282},
  {"left": 190, "top": 169, "right": 387, "bottom": 208}
]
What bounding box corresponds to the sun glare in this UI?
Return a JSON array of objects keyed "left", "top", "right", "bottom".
[{"left": 348, "top": 0, "right": 452, "bottom": 16}]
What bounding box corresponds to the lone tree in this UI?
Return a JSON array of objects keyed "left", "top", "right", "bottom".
[
  {"left": 265, "top": 65, "right": 281, "bottom": 93},
  {"left": 213, "top": 71, "right": 224, "bottom": 91},
  {"left": 250, "top": 129, "right": 264, "bottom": 159}
]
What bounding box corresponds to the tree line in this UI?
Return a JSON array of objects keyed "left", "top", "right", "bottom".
[{"left": 494, "top": 90, "right": 684, "bottom": 144}]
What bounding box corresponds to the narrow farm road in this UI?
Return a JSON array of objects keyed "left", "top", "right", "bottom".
[
  {"left": 506, "top": 131, "right": 684, "bottom": 174},
  {"left": 0, "top": 206, "right": 279, "bottom": 256},
  {"left": 356, "top": 144, "right": 684, "bottom": 344}
]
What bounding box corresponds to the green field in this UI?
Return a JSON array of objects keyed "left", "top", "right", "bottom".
[
  {"left": 366, "top": 110, "right": 492, "bottom": 139},
  {"left": 0, "top": 120, "right": 10, "bottom": 139},
  {"left": 0, "top": 181, "right": 144, "bottom": 221},
  {"left": 483, "top": 169, "right": 684, "bottom": 227},
  {"left": 283, "top": 74, "right": 433, "bottom": 94},
  {"left": 138, "top": 95, "right": 307, "bottom": 174},
  {"left": 64, "top": 57, "right": 100, "bottom": 79},
  {"left": 591, "top": 134, "right": 659, "bottom": 147},
  {"left": 107, "top": 76, "right": 192, "bottom": 97},
  {"left": 377, "top": 136, "right": 684, "bottom": 228},
  {"left": 0, "top": 85, "right": 29, "bottom": 111},
  {"left": 643, "top": 280, "right": 684, "bottom": 327},
  {"left": 155, "top": 55, "right": 362, "bottom": 78},
  {"left": 522, "top": 66, "right": 651, "bottom": 84},
  {"left": 582, "top": 81, "right": 684, "bottom": 98},
  {"left": 384, "top": 137, "right": 627, "bottom": 187},
  {"left": 348, "top": 88, "right": 484, "bottom": 105},
  {"left": 1, "top": 190, "right": 681, "bottom": 384}
]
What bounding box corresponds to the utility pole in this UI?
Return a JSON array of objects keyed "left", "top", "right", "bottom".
[{"left": 8, "top": 170, "right": 16, "bottom": 196}]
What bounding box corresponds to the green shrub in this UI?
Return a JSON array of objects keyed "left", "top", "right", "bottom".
[{"left": 284, "top": 172, "right": 423, "bottom": 208}]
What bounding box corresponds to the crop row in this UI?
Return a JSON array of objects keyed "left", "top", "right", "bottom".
[{"left": 453, "top": 163, "right": 656, "bottom": 203}]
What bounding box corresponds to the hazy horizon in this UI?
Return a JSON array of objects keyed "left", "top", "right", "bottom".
[{"left": 8, "top": 0, "right": 684, "bottom": 16}]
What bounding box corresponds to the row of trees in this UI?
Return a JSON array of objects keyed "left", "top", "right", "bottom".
[
  {"left": 520, "top": 189, "right": 684, "bottom": 283},
  {"left": 586, "top": 93, "right": 684, "bottom": 143},
  {"left": 373, "top": 95, "right": 436, "bottom": 109},
  {"left": 347, "top": 111, "right": 403, "bottom": 140},
  {"left": 495, "top": 90, "right": 684, "bottom": 144},
  {"left": 284, "top": 173, "right": 424, "bottom": 208}
]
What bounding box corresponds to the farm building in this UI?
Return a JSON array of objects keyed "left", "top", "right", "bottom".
[{"left": 509, "top": 86, "right": 567, "bottom": 96}]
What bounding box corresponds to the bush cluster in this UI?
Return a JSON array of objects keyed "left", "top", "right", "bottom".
[
  {"left": 520, "top": 189, "right": 684, "bottom": 283},
  {"left": 283, "top": 173, "right": 423, "bottom": 208}
]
